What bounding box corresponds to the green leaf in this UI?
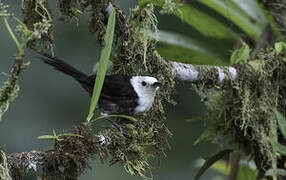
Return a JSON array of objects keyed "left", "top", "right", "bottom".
[
  {"left": 237, "top": 164, "right": 257, "bottom": 180},
  {"left": 37, "top": 135, "right": 57, "bottom": 140},
  {"left": 198, "top": 0, "right": 267, "bottom": 41},
  {"left": 194, "top": 149, "right": 233, "bottom": 180},
  {"left": 151, "top": 31, "right": 227, "bottom": 65},
  {"left": 86, "top": 8, "right": 116, "bottom": 122},
  {"left": 265, "top": 168, "right": 286, "bottom": 177},
  {"left": 210, "top": 160, "right": 259, "bottom": 180},
  {"left": 230, "top": 44, "right": 250, "bottom": 64},
  {"left": 271, "top": 140, "right": 286, "bottom": 155},
  {"left": 210, "top": 160, "right": 230, "bottom": 175},
  {"left": 231, "top": 0, "right": 267, "bottom": 25},
  {"left": 276, "top": 110, "right": 286, "bottom": 138},
  {"left": 173, "top": 4, "right": 239, "bottom": 41},
  {"left": 275, "top": 42, "right": 286, "bottom": 54},
  {"left": 194, "top": 125, "right": 216, "bottom": 145}
]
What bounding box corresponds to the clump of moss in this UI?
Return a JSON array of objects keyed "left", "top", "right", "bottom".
[
  {"left": 0, "top": 58, "right": 26, "bottom": 120},
  {"left": 0, "top": 150, "right": 13, "bottom": 180},
  {"left": 160, "top": 0, "right": 182, "bottom": 14},
  {"left": 57, "top": 0, "right": 85, "bottom": 22},
  {"left": 42, "top": 124, "right": 108, "bottom": 179},
  {"left": 21, "top": 0, "right": 54, "bottom": 52},
  {"left": 0, "top": 75, "right": 19, "bottom": 121},
  {"left": 199, "top": 47, "right": 286, "bottom": 174}
]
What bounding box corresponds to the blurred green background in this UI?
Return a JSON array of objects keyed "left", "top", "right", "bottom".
[{"left": 0, "top": 1, "right": 225, "bottom": 179}]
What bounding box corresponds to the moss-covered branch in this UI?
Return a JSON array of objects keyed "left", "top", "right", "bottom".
[
  {"left": 170, "top": 61, "right": 238, "bottom": 85},
  {"left": 1, "top": 0, "right": 286, "bottom": 180},
  {"left": 3, "top": 124, "right": 110, "bottom": 180}
]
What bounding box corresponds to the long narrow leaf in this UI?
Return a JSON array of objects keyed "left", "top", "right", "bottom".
[
  {"left": 140, "top": 1, "right": 239, "bottom": 41},
  {"left": 194, "top": 149, "right": 233, "bottom": 180},
  {"left": 271, "top": 140, "right": 286, "bottom": 155},
  {"left": 198, "top": 0, "right": 267, "bottom": 41},
  {"left": 232, "top": 0, "right": 267, "bottom": 25},
  {"left": 86, "top": 8, "right": 116, "bottom": 122},
  {"left": 150, "top": 30, "right": 228, "bottom": 65},
  {"left": 173, "top": 4, "right": 240, "bottom": 41},
  {"left": 276, "top": 110, "right": 286, "bottom": 137}
]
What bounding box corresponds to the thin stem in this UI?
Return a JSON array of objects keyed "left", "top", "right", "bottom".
[
  {"left": 3, "top": 17, "right": 21, "bottom": 51},
  {"left": 89, "top": 114, "right": 137, "bottom": 125}
]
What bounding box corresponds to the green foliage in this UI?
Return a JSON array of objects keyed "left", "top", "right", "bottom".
[
  {"left": 87, "top": 8, "right": 116, "bottom": 122},
  {"left": 269, "top": 111, "right": 286, "bottom": 155},
  {"left": 210, "top": 160, "right": 262, "bottom": 180},
  {"left": 275, "top": 42, "right": 286, "bottom": 54},
  {"left": 0, "top": 2, "right": 32, "bottom": 121},
  {"left": 276, "top": 111, "right": 286, "bottom": 137},
  {"left": 142, "top": 0, "right": 267, "bottom": 65},
  {"left": 151, "top": 30, "right": 228, "bottom": 65},
  {"left": 194, "top": 47, "right": 286, "bottom": 177},
  {"left": 230, "top": 44, "right": 251, "bottom": 64},
  {"left": 194, "top": 149, "right": 233, "bottom": 180},
  {"left": 198, "top": 0, "right": 267, "bottom": 41},
  {"left": 173, "top": 4, "right": 239, "bottom": 41},
  {"left": 271, "top": 140, "right": 286, "bottom": 156}
]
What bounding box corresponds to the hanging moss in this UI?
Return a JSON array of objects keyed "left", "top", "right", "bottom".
[
  {"left": 197, "top": 47, "right": 286, "bottom": 174},
  {"left": 21, "top": 0, "right": 54, "bottom": 52},
  {"left": 57, "top": 0, "right": 86, "bottom": 22}
]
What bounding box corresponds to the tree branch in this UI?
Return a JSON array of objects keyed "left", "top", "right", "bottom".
[{"left": 170, "top": 61, "right": 238, "bottom": 85}]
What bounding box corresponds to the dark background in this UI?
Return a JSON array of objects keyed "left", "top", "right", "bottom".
[{"left": 0, "top": 1, "right": 223, "bottom": 179}]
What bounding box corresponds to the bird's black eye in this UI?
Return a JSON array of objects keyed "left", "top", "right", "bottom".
[{"left": 141, "top": 81, "right": 147, "bottom": 86}]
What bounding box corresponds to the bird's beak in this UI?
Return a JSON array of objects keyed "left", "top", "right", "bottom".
[{"left": 152, "top": 82, "right": 162, "bottom": 88}]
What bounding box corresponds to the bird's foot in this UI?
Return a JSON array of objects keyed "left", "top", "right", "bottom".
[{"left": 106, "top": 119, "right": 130, "bottom": 138}]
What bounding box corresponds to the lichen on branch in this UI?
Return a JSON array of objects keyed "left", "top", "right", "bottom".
[{"left": 195, "top": 47, "right": 286, "bottom": 177}]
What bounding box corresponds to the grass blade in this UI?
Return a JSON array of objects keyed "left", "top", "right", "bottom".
[{"left": 86, "top": 8, "right": 116, "bottom": 122}]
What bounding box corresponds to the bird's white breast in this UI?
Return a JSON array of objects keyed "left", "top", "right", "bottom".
[{"left": 134, "top": 91, "right": 156, "bottom": 113}]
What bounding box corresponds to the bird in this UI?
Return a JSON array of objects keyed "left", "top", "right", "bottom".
[{"left": 37, "top": 53, "right": 161, "bottom": 115}]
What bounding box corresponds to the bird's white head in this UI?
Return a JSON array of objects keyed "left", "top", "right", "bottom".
[{"left": 130, "top": 76, "right": 161, "bottom": 113}]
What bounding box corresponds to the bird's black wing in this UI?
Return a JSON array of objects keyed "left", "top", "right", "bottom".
[
  {"left": 86, "top": 75, "right": 138, "bottom": 100},
  {"left": 90, "top": 75, "right": 139, "bottom": 114}
]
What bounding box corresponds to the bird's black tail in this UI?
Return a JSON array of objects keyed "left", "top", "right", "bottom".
[{"left": 37, "top": 53, "right": 89, "bottom": 85}]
